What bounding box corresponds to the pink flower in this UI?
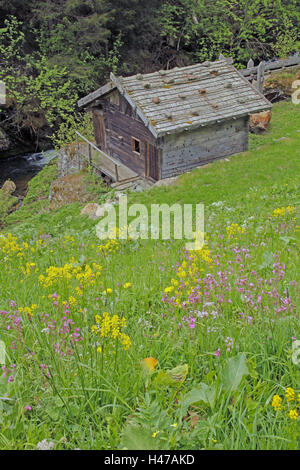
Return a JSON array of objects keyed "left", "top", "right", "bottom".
[
  {"left": 24, "top": 405, "right": 32, "bottom": 412},
  {"left": 214, "top": 348, "right": 221, "bottom": 357}
]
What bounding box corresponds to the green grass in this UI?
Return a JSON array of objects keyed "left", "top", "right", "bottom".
[
  {"left": 0, "top": 101, "right": 299, "bottom": 450},
  {"left": 0, "top": 190, "right": 18, "bottom": 227}
]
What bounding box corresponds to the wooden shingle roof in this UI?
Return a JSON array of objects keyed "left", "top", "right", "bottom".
[{"left": 79, "top": 59, "right": 272, "bottom": 138}]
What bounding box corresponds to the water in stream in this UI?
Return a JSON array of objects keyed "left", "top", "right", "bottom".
[{"left": 0, "top": 150, "right": 56, "bottom": 197}]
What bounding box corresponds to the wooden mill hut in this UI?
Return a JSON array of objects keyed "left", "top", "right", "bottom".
[{"left": 78, "top": 58, "right": 272, "bottom": 181}]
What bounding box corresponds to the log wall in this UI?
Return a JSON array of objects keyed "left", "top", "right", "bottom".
[{"left": 93, "top": 94, "right": 159, "bottom": 177}]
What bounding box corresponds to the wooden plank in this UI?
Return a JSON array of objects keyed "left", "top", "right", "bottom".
[
  {"left": 161, "top": 117, "right": 249, "bottom": 178},
  {"left": 127, "top": 74, "right": 243, "bottom": 102},
  {"left": 92, "top": 110, "right": 106, "bottom": 151},
  {"left": 241, "top": 56, "right": 300, "bottom": 77},
  {"left": 153, "top": 99, "right": 270, "bottom": 131},
  {"left": 122, "top": 62, "right": 234, "bottom": 91},
  {"left": 154, "top": 104, "right": 268, "bottom": 136},
  {"left": 140, "top": 88, "right": 268, "bottom": 117},
  {"left": 257, "top": 61, "right": 265, "bottom": 93},
  {"left": 110, "top": 72, "right": 158, "bottom": 139},
  {"left": 78, "top": 82, "right": 116, "bottom": 108}
]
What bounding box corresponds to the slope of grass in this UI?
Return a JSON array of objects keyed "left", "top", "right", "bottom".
[{"left": 0, "top": 101, "right": 299, "bottom": 450}]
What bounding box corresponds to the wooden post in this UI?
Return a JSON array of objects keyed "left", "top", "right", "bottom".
[
  {"left": 115, "top": 164, "right": 119, "bottom": 182},
  {"left": 219, "top": 54, "right": 233, "bottom": 64},
  {"left": 76, "top": 133, "right": 81, "bottom": 170},
  {"left": 88, "top": 143, "right": 92, "bottom": 167},
  {"left": 257, "top": 61, "right": 265, "bottom": 93},
  {"left": 247, "top": 58, "right": 254, "bottom": 69}
]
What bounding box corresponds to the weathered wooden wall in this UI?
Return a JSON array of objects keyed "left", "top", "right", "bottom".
[
  {"left": 93, "top": 92, "right": 160, "bottom": 178},
  {"left": 92, "top": 90, "right": 250, "bottom": 181},
  {"left": 161, "top": 117, "right": 249, "bottom": 179}
]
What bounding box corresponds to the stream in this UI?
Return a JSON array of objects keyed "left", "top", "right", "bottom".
[{"left": 0, "top": 150, "right": 56, "bottom": 198}]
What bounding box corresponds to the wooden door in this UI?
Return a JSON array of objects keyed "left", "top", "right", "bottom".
[
  {"left": 146, "top": 142, "right": 159, "bottom": 180},
  {"left": 93, "top": 109, "right": 106, "bottom": 151}
]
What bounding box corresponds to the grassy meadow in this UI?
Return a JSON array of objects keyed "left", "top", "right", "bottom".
[{"left": 0, "top": 101, "right": 299, "bottom": 450}]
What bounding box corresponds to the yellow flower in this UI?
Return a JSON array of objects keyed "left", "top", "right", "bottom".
[
  {"left": 164, "top": 286, "right": 174, "bottom": 294},
  {"left": 286, "top": 387, "right": 295, "bottom": 402},
  {"left": 289, "top": 409, "right": 298, "bottom": 420},
  {"left": 272, "top": 206, "right": 296, "bottom": 218},
  {"left": 91, "top": 313, "right": 131, "bottom": 351},
  {"left": 75, "top": 286, "right": 83, "bottom": 296},
  {"left": 152, "top": 431, "right": 159, "bottom": 438},
  {"left": 68, "top": 296, "right": 77, "bottom": 306},
  {"left": 120, "top": 333, "right": 131, "bottom": 351},
  {"left": 272, "top": 394, "right": 282, "bottom": 411},
  {"left": 123, "top": 282, "right": 132, "bottom": 289},
  {"left": 226, "top": 223, "right": 245, "bottom": 239},
  {"left": 103, "top": 288, "right": 113, "bottom": 295}
]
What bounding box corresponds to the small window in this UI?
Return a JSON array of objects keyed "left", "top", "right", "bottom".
[{"left": 132, "top": 137, "right": 141, "bottom": 155}]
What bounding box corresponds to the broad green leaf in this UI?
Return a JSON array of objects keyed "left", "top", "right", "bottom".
[
  {"left": 222, "top": 353, "right": 249, "bottom": 393},
  {"left": 154, "top": 364, "right": 188, "bottom": 387},
  {"left": 154, "top": 371, "right": 177, "bottom": 387},
  {"left": 166, "top": 364, "right": 188, "bottom": 382},
  {"left": 121, "top": 423, "right": 162, "bottom": 450},
  {"left": 182, "top": 383, "right": 216, "bottom": 410}
]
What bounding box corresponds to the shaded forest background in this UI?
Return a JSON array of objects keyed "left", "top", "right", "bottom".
[{"left": 0, "top": 0, "right": 299, "bottom": 150}]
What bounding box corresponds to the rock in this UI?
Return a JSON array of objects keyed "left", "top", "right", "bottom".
[
  {"left": 49, "top": 173, "right": 98, "bottom": 209},
  {"left": 249, "top": 110, "right": 272, "bottom": 134},
  {"left": 80, "top": 201, "right": 117, "bottom": 220},
  {"left": 114, "top": 191, "right": 124, "bottom": 199},
  {"left": 154, "top": 176, "right": 178, "bottom": 187},
  {"left": 0, "top": 187, "right": 18, "bottom": 224},
  {"left": 1, "top": 179, "right": 16, "bottom": 195},
  {"left": 57, "top": 143, "right": 88, "bottom": 178},
  {"left": 81, "top": 203, "right": 102, "bottom": 220},
  {"left": 133, "top": 185, "right": 143, "bottom": 192},
  {"left": 274, "top": 136, "right": 289, "bottom": 142},
  {"left": 0, "top": 128, "right": 10, "bottom": 152}
]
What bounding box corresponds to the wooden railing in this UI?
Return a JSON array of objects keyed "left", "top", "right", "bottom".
[
  {"left": 241, "top": 55, "right": 300, "bottom": 78},
  {"left": 75, "top": 131, "right": 120, "bottom": 182},
  {"left": 220, "top": 53, "right": 300, "bottom": 93}
]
